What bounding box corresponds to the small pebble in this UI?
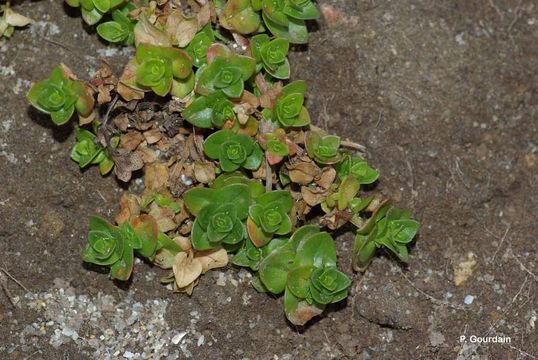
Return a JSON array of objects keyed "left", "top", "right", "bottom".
[
  {"left": 464, "top": 295, "right": 475, "bottom": 305},
  {"left": 172, "top": 332, "right": 187, "bottom": 345}
]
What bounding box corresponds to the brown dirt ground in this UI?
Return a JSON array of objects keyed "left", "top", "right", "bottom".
[{"left": 1, "top": 0, "right": 537, "bottom": 359}]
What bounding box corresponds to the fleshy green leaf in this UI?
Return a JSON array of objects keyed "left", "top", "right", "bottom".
[
  {"left": 183, "top": 187, "right": 216, "bottom": 216},
  {"left": 97, "top": 21, "right": 128, "bottom": 43},
  {"left": 258, "top": 247, "right": 296, "bottom": 294},
  {"left": 287, "top": 265, "right": 314, "bottom": 299},
  {"left": 294, "top": 232, "right": 337, "bottom": 268}
]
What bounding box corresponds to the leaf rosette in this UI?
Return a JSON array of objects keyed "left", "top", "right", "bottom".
[
  {"left": 335, "top": 154, "right": 379, "bottom": 184},
  {"left": 250, "top": 34, "right": 290, "bottom": 79},
  {"left": 183, "top": 91, "right": 237, "bottom": 129},
  {"left": 259, "top": 128, "right": 297, "bottom": 165},
  {"left": 305, "top": 131, "right": 342, "bottom": 164},
  {"left": 184, "top": 183, "right": 256, "bottom": 250},
  {"left": 262, "top": 80, "right": 310, "bottom": 127},
  {"left": 65, "top": 0, "right": 128, "bottom": 25},
  {"left": 219, "top": 0, "right": 261, "bottom": 34},
  {"left": 353, "top": 203, "right": 419, "bottom": 271},
  {"left": 83, "top": 215, "right": 161, "bottom": 280},
  {"left": 134, "top": 44, "right": 194, "bottom": 97},
  {"left": 307, "top": 266, "right": 351, "bottom": 304},
  {"left": 70, "top": 128, "right": 114, "bottom": 175},
  {"left": 96, "top": 3, "right": 136, "bottom": 45},
  {"left": 83, "top": 216, "right": 125, "bottom": 267},
  {"left": 195, "top": 46, "right": 256, "bottom": 99},
  {"left": 184, "top": 24, "right": 215, "bottom": 68},
  {"left": 247, "top": 190, "right": 294, "bottom": 246},
  {"left": 261, "top": 0, "right": 320, "bottom": 44},
  {"left": 257, "top": 225, "right": 351, "bottom": 325},
  {"left": 204, "top": 129, "right": 263, "bottom": 172},
  {"left": 27, "top": 65, "right": 94, "bottom": 125}
]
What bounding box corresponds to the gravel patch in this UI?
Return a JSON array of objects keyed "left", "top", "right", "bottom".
[{"left": 8, "top": 279, "right": 203, "bottom": 359}]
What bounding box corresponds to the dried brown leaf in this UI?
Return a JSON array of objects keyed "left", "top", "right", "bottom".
[
  {"left": 251, "top": 163, "right": 267, "bottom": 180},
  {"left": 174, "top": 236, "right": 192, "bottom": 251},
  {"left": 97, "top": 84, "right": 114, "bottom": 104},
  {"left": 301, "top": 186, "right": 329, "bottom": 207},
  {"left": 117, "top": 82, "right": 145, "bottom": 102},
  {"left": 172, "top": 251, "right": 203, "bottom": 288},
  {"left": 118, "top": 59, "right": 145, "bottom": 101},
  {"left": 144, "top": 128, "right": 163, "bottom": 144},
  {"left": 165, "top": 9, "right": 198, "bottom": 47},
  {"left": 78, "top": 109, "right": 97, "bottom": 126},
  {"left": 195, "top": 248, "right": 228, "bottom": 273},
  {"left": 149, "top": 206, "right": 177, "bottom": 232},
  {"left": 286, "top": 301, "right": 324, "bottom": 326},
  {"left": 197, "top": 2, "right": 211, "bottom": 27},
  {"left": 454, "top": 252, "right": 477, "bottom": 286},
  {"left": 287, "top": 159, "right": 320, "bottom": 185},
  {"left": 193, "top": 161, "right": 216, "bottom": 184},
  {"left": 233, "top": 102, "right": 255, "bottom": 125},
  {"left": 120, "top": 132, "right": 145, "bottom": 151},
  {"left": 113, "top": 113, "right": 130, "bottom": 132},
  {"left": 58, "top": 63, "right": 78, "bottom": 81},
  {"left": 137, "top": 145, "right": 158, "bottom": 163},
  {"left": 295, "top": 199, "right": 311, "bottom": 219},
  {"left": 134, "top": 14, "right": 172, "bottom": 47},
  {"left": 315, "top": 167, "right": 336, "bottom": 189},
  {"left": 179, "top": 222, "right": 192, "bottom": 235},
  {"left": 258, "top": 80, "right": 283, "bottom": 109},
  {"left": 5, "top": 8, "right": 32, "bottom": 27},
  {"left": 113, "top": 150, "right": 144, "bottom": 182},
  {"left": 173, "top": 202, "right": 190, "bottom": 225},
  {"left": 115, "top": 192, "right": 141, "bottom": 225},
  {"left": 144, "top": 162, "right": 170, "bottom": 192},
  {"left": 319, "top": 209, "right": 353, "bottom": 230}
]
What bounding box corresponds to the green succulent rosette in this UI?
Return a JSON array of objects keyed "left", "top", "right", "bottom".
[
  {"left": 203, "top": 129, "right": 263, "bottom": 172},
  {"left": 335, "top": 154, "right": 379, "bottom": 184},
  {"left": 83, "top": 217, "right": 133, "bottom": 281},
  {"left": 70, "top": 128, "right": 114, "bottom": 175},
  {"left": 353, "top": 203, "right": 419, "bottom": 271},
  {"left": 194, "top": 202, "right": 245, "bottom": 248},
  {"left": 219, "top": 0, "right": 261, "bottom": 34},
  {"left": 266, "top": 137, "right": 289, "bottom": 156},
  {"left": 83, "top": 216, "right": 126, "bottom": 267},
  {"left": 27, "top": 65, "right": 94, "bottom": 125},
  {"left": 250, "top": 34, "right": 290, "bottom": 79},
  {"left": 261, "top": 0, "right": 320, "bottom": 44},
  {"left": 247, "top": 190, "right": 294, "bottom": 247},
  {"left": 183, "top": 91, "right": 237, "bottom": 129},
  {"left": 83, "top": 215, "right": 162, "bottom": 280},
  {"left": 262, "top": 80, "right": 310, "bottom": 127},
  {"left": 195, "top": 46, "right": 256, "bottom": 99},
  {"left": 134, "top": 43, "right": 194, "bottom": 97},
  {"left": 307, "top": 266, "right": 351, "bottom": 304},
  {"left": 96, "top": 2, "right": 136, "bottom": 45},
  {"left": 184, "top": 24, "right": 215, "bottom": 68},
  {"left": 65, "top": 0, "right": 128, "bottom": 25},
  {"left": 305, "top": 131, "right": 342, "bottom": 164},
  {"left": 211, "top": 172, "right": 266, "bottom": 198},
  {"left": 184, "top": 183, "right": 256, "bottom": 250},
  {"left": 257, "top": 225, "right": 351, "bottom": 324}
]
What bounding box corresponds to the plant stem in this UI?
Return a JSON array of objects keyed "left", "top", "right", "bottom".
[
  {"left": 309, "top": 125, "right": 366, "bottom": 152},
  {"left": 340, "top": 140, "right": 367, "bottom": 152},
  {"left": 265, "top": 157, "right": 272, "bottom": 192}
]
